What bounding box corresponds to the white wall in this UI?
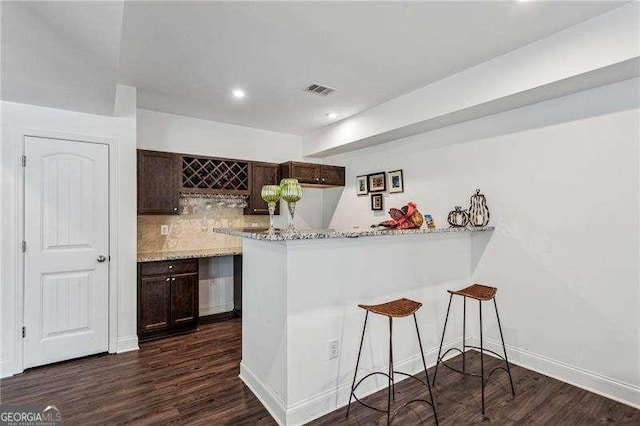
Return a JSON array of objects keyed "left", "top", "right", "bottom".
[
  {"left": 137, "top": 109, "right": 328, "bottom": 317},
  {"left": 323, "top": 79, "right": 640, "bottom": 407},
  {"left": 1, "top": 85, "right": 138, "bottom": 377},
  {"left": 199, "top": 257, "right": 235, "bottom": 316},
  {"left": 138, "top": 108, "right": 302, "bottom": 162}
]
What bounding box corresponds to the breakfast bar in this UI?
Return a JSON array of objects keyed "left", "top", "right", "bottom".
[{"left": 214, "top": 226, "right": 494, "bottom": 425}]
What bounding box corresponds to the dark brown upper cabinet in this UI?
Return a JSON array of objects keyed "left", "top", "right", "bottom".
[
  {"left": 137, "top": 150, "right": 180, "bottom": 214},
  {"left": 280, "top": 161, "right": 345, "bottom": 187},
  {"left": 281, "top": 162, "right": 320, "bottom": 184},
  {"left": 245, "top": 162, "right": 280, "bottom": 215},
  {"left": 320, "top": 164, "right": 346, "bottom": 186}
]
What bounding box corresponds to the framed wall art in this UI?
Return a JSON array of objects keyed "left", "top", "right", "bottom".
[
  {"left": 367, "top": 172, "right": 386, "bottom": 192},
  {"left": 356, "top": 175, "right": 368, "bottom": 196},
  {"left": 371, "top": 193, "right": 383, "bottom": 211},
  {"left": 388, "top": 170, "right": 404, "bottom": 193}
]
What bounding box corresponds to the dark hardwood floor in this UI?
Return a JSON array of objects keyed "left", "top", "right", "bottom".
[{"left": 1, "top": 319, "right": 638, "bottom": 425}]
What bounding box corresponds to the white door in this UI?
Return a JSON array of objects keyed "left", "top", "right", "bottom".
[{"left": 24, "top": 136, "right": 109, "bottom": 368}]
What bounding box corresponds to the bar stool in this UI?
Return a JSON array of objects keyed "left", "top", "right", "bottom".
[
  {"left": 346, "top": 298, "right": 438, "bottom": 425},
  {"left": 432, "top": 284, "right": 515, "bottom": 415}
]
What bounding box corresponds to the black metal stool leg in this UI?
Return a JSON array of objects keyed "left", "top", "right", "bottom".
[
  {"left": 479, "top": 300, "right": 485, "bottom": 416},
  {"left": 346, "top": 311, "right": 369, "bottom": 418},
  {"left": 432, "top": 293, "right": 453, "bottom": 386},
  {"left": 462, "top": 296, "right": 467, "bottom": 373},
  {"left": 494, "top": 298, "right": 516, "bottom": 396},
  {"left": 387, "top": 317, "right": 393, "bottom": 425},
  {"left": 413, "top": 313, "right": 439, "bottom": 426},
  {"left": 389, "top": 317, "right": 395, "bottom": 402}
]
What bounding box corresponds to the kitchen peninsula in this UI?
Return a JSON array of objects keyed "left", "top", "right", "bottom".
[{"left": 214, "top": 226, "right": 494, "bottom": 425}]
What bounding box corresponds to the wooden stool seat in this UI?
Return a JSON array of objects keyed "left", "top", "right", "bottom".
[
  {"left": 358, "top": 298, "right": 422, "bottom": 318},
  {"left": 448, "top": 284, "right": 497, "bottom": 301}
]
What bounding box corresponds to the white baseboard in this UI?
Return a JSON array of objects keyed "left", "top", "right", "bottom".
[
  {"left": 285, "top": 338, "right": 461, "bottom": 426},
  {"left": 0, "top": 358, "right": 17, "bottom": 378},
  {"left": 239, "top": 361, "right": 287, "bottom": 425},
  {"left": 116, "top": 335, "right": 139, "bottom": 353},
  {"left": 472, "top": 336, "right": 640, "bottom": 410},
  {"left": 1, "top": 337, "right": 140, "bottom": 377},
  {"left": 199, "top": 302, "right": 235, "bottom": 317}
]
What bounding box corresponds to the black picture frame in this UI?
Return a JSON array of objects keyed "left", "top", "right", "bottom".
[
  {"left": 388, "top": 169, "right": 404, "bottom": 193},
  {"left": 371, "top": 193, "right": 383, "bottom": 211},
  {"left": 367, "top": 172, "right": 386, "bottom": 193},
  {"left": 356, "top": 175, "right": 368, "bottom": 196}
]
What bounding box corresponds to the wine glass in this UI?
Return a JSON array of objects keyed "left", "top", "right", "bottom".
[
  {"left": 280, "top": 179, "right": 303, "bottom": 232},
  {"left": 188, "top": 196, "right": 199, "bottom": 215},
  {"left": 239, "top": 196, "right": 248, "bottom": 209},
  {"left": 179, "top": 197, "right": 189, "bottom": 215},
  {"left": 261, "top": 185, "right": 281, "bottom": 233}
]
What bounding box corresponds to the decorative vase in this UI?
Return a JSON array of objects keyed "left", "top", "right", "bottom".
[
  {"left": 261, "top": 185, "right": 281, "bottom": 233},
  {"left": 280, "top": 178, "right": 303, "bottom": 231},
  {"left": 468, "top": 189, "right": 490, "bottom": 227},
  {"left": 447, "top": 206, "right": 469, "bottom": 228}
]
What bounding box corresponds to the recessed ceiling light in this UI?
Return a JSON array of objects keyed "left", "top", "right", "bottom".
[
  {"left": 232, "top": 89, "right": 246, "bottom": 99},
  {"left": 326, "top": 112, "right": 337, "bottom": 119}
]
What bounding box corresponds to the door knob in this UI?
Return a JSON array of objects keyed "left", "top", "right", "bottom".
[{"left": 97, "top": 255, "right": 107, "bottom": 263}]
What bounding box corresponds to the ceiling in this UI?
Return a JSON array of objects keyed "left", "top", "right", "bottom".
[
  {"left": 2, "top": 1, "right": 627, "bottom": 134},
  {"left": 1, "top": 1, "right": 124, "bottom": 116}
]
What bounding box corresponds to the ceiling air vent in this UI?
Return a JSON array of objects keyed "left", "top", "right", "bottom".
[{"left": 304, "top": 83, "right": 336, "bottom": 97}]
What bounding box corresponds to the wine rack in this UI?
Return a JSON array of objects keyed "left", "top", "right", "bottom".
[{"left": 181, "top": 155, "right": 250, "bottom": 195}]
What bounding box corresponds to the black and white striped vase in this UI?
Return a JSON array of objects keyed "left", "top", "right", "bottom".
[{"left": 468, "top": 189, "right": 490, "bottom": 227}]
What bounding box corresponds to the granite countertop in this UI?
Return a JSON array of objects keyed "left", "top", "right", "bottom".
[
  {"left": 213, "top": 226, "right": 494, "bottom": 242},
  {"left": 137, "top": 247, "right": 243, "bottom": 262}
]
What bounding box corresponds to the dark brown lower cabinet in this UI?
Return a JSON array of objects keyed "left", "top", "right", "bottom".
[
  {"left": 139, "top": 275, "right": 171, "bottom": 334},
  {"left": 138, "top": 259, "right": 199, "bottom": 342},
  {"left": 170, "top": 273, "right": 198, "bottom": 326}
]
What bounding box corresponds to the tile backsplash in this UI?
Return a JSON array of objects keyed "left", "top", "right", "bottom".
[{"left": 138, "top": 206, "right": 269, "bottom": 253}]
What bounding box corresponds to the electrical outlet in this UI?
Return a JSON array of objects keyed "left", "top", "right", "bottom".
[
  {"left": 160, "top": 225, "right": 170, "bottom": 236},
  {"left": 328, "top": 339, "right": 339, "bottom": 360}
]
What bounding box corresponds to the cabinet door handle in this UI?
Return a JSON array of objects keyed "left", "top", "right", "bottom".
[
  {"left": 168, "top": 265, "right": 173, "bottom": 269},
  {"left": 171, "top": 277, "right": 176, "bottom": 281},
  {"left": 321, "top": 178, "right": 325, "bottom": 182},
  {"left": 166, "top": 277, "right": 170, "bottom": 282},
  {"left": 173, "top": 207, "right": 178, "bottom": 211}
]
